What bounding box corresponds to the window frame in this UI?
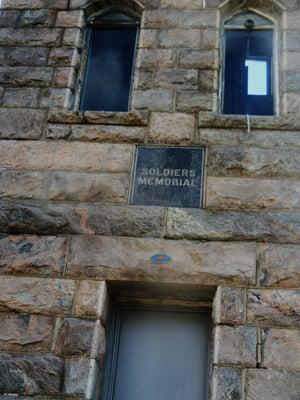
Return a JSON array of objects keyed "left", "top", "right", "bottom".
[
  {"left": 219, "top": 8, "right": 279, "bottom": 116},
  {"left": 75, "top": 8, "right": 140, "bottom": 112},
  {"left": 100, "top": 301, "right": 212, "bottom": 400}
]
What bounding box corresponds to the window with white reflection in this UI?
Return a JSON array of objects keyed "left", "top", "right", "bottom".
[{"left": 223, "top": 11, "right": 274, "bottom": 115}]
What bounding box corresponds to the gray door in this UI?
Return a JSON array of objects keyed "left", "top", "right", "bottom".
[{"left": 107, "top": 308, "right": 209, "bottom": 400}]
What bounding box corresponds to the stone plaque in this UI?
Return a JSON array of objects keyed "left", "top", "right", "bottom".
[{"left": 131, "top": 146, "right": 204, "bottom": 208}]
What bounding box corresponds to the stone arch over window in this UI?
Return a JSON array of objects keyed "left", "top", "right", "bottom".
[
  {"left": 219, "top": 0, "right": 284, "bottom": 116},
  {"left": 78, "top": 0, "right": 143, "bottom": 112}
]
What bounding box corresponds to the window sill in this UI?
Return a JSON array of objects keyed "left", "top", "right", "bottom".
[
  {"left": 198, "top": 112, "right": 300, "bottom": 131},
  {"left": 48, "top": 109, "right": 149, "bottom": 126}
]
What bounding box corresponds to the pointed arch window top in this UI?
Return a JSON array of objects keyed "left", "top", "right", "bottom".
[
  {"left": 225, "top": 10, "right": 274, "bottom": 28},
  {"left": 88, "top": 9, "right": 139, "bottom": 26}
]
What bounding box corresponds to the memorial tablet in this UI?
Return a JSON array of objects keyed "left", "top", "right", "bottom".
[{"left": 131, "top": 146, "right": 204, "bottom": 208}]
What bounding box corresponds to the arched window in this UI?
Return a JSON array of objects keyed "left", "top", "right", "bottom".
[
  {"left": 222, "top": 10, "right": 275, "bottom": 115},
  {"left": 80, "top": 9, "right": 139, "bottom": 112}
]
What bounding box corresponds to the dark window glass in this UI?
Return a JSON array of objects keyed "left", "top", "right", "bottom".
[
  {"left": 223, "top": 29, "right": 273, "bottom": 115},
  {"left": 102, "top": 307, "right": 210, "bottom": 400},
  {"left": 80, "top": 21, "right": 137, "bottom": 111}
]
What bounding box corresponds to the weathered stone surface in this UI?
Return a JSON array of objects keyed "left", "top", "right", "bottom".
[
  {"left": 0, "top": 171, "right": 44, "bottom": 199},
  {"left": 63, "top": 358, "right": 99, "bottom": 398},
  {"left": 0, "top": 47, "right": 48, "bottom": 66},
  {"left": 179, "top": 10, "right": 218, "bottom": 28},
  {"left": 149, "top": 112, "right": 195, "bottom": 143},
  {"left": 206, "top": 177, "right": 300, "bottom": 210},
  {"left": 160, "top": 0, "right": 203, "bottom": 8},
  {"left": 199, "top": 112, "right": 300, "bottom": 130},
  {"left": 67, "top": 236, "right": 256, "bottom": 285},
  {"left": 0, "top": 276, "right": 75, "bottom": 314},
  {"left": 246, "top": 369, "right": 300, "bottom": 400},
  {"left": 40, "top": 87, "right": 73, "bottom": 108},
  {"left": 159, "top": 29, "right": 201, "bottom": 48},
  {"left": 0, "top": 313, "right": 54, "bottom": 352},
  {"left": 0, "top": 67, "right": 53, "bottom": 86},
  {"left": 284, "top": 93, "right": 300, "bottom": 114},
  {"left": 166, "top": 208, "right": 300, "bottom": 244},
  {"left": 62, "top": 28, "right": 82, "bottom": 47},
  {"left": 283, "top": 31, "right": 300, "bottom": 51},
  {"left": 247, "top": 289, "right": 300, "bottom": 327},
  {"left": 176, "top": 91, "right": 213, "bottom": 112},
  {"left": 0, "top": 234, "right": 67, "bottom": 276},
  {"left": 55, "top": 10, "right": 84, "bottom": 27},
  {"left": 153, "top": 68, "right": 198, "bottom": 89},
  {"left": 201, "top": 29, "right": 218, "bottom": 49},
  {"left": 0, "top": 353, "right": 63, "bottom": 395},
  {"left": 0, "top": 109, "right": 44, "bottom": 139},
  {"left": 211, "top": 367, "right": 242, "bottom": 400},
  {"left": 48, "top": 124, "right": 147, "bottom": 143},
  {"left": 19, "top": 9, "right": 56, "bottom": 27},
  {"left": 261, "top": 328, "right": 300, "bottom": 369},
  {"left": 53, "top": 66, "right": 76, "bottom": 88},
  {"left": 207, "top": 147, "right": 300, "bottom": 178},
  {"left": 137, "top": 48, "right": 177, "bottom": 69},
  {"left": 49, "top": 47, "right": 80, "bottom": 67},
  {"left": 138, "top": 29, "right": 158, "bottom": 48},
  {"left": 47, "top": 171, "right": 129, "bottom": 203},
  {"left": 0, "top": 201, "right": 164, "bottom": 237},
  {"left": 73, "top": 280, "right": 107, "bottom": 319},
  {"left": 214, "top": 325, "right": 257, "bottom": 367},
  {"left": 0, "top": 29, "right": 62, "bottom": 46},
  {"left": 260, "top": 244, "right": 300, "bottom": 287},
  {"left": 213, "top": 287, "right": 246, "bottom": 325},
  {"left": 3, "top": 88, "right": 40, "bottom": 108},
  {"left": 178, "top": 49, "right": 218, "bottom": 69},
  {"left": 54, "top": 318, "right": 105, "bottom": 357},
  {"left": 143, "top": 10, "right": 179, "bottom": 28},
  {"left": 1, "top": 0, "right": 68, "bottom": 8},
  {"left": 132, "top": 89, "right": 174, "bottom": 111},
  {"left": 0, "top": 141, "right": 134, "bottom": 173},
  {"left": 199, "top": 129, "right": 300, "bottom": 147}
]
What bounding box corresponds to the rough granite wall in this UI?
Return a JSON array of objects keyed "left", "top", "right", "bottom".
[{"left": 0, "top": 0, "right": 300, "bottom": 399}]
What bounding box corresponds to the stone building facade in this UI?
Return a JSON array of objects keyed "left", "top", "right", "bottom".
[{"left": 0, "top": 0, "right": 300, "bottom": 399}]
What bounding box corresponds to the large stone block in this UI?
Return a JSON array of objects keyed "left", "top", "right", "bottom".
[
  {"left": 0, "top": 109, "right": 44, "bottom": 139},
  {"left": 158, "top": 29, "right": 201, "bottom": 48},
  {"left": 0, "top": 171, "right": 44, "bottom": 199},
  {"left": 283, "top": 31, "right": 300, "bottom": 51},
  {"left": 132, "top": 89, "right": 174, "bottom": 111},
  {"left": 0, "top": 201, "right": 164, "bottom": 237},
  {"left": 0, "top": 313, "right": 54, "bottom": 352},
  {"left": 136, "top": 49, "right": 177, "bottom": 69},
  {"left": 0, "top": 28, "right": 62, "bottom": 46},
  {"left": 54, "top": 318, "right": 105, "bottom": 357},
  {"left": 247, "top": 289, "right": 300, "bottom": 327},
  {"left": 0, "top": 276, "right": 75, "bottom": 314},
  {"left": 0, "top": 353, "right": 63, "bottom": 395},
  {"left": 1, "top": 0, "right": 68, "bottom": 8},
  {"left": 0, "top": 234, "right": 67, "bottom": 276},
  {"left": 153, "top": 68, "right": 198, "bottom": 89},
  {"left": 3, "top": 88, "right": 40, "bottom": 108},
  {"left": 261, "top": 328, "right": 300, "bottom": 369},
  {"left": 47, "top": 171, "right": 129, "bottom": 203},
  {"left": 55, "top": 10, "right": 84, "bottom": 27},
  {"left": 214, "top": 325, "right": 257, "bottom": 367},
  {"left": 206, "top": 177, "right": 300, "bottom": 210},
  {"left": 19, "top": 9, "right": 56, "bottom": 27},
  {"left": 63, "top": 358, "right": 99, "bottom": 398},
  {"left": 53, "top": 66, "right": 76, "bottom": 88},
  {"left": 0, "top": 67, "right": 53, "bottom": 86},
  {"left": 0, "top": 47, "right": 48, "bottom": 66},
  {"left": 199, "top": 128, "right": 300, "bottom": 147},
  {"left": 213, "top": 287, "right": 246, "bottom": 325},
  {"left": 48, "top": 124, "right": 146, "bottom": 143},
  {"left": 260, "top": 244, "right": 300, "bottom": 287},
  {"left": 160, "top": 0, "right": 203, "bottom": 8},
  {"left": 166, "top": 208, "right": 300, "bottom": 244},
  {"left": 142, "top": 10, "right": 179, "bottom": 28},
  {"left": 176, "top": 91, "right": 213, "bottom": 112},
  {"left": 207, "top": 147, "right": 300, "bottom": 178},
  {"left": 73, "top": 280, "right": 107, "bottom": 319},
  {"left": 179, "top": 10, "right": 218, "bottom": 28},
  {"left": 66, "top": 236, "right": 256, "bottom": 285},
  {"left": 149, "top": 112, "right": 195, "bottom": 143},
  {"left": 211, "top": 367, "right": 242, "bottom": 400},
  {"left": 178, "top": 49, "right": 218, "bottom": 69},
  {"left": 246, "top": 369, "right": 300, "bottom": 400},
  {"left": 49, "top": 47, "right": 79, "bottom": 67},
  {"left": 0, "top": 141, "right": 134, "bottom": 173}
]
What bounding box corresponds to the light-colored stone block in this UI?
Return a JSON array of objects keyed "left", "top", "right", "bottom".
[{"left": 149, "top": 112, "right": 195, "bottom": 143}]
